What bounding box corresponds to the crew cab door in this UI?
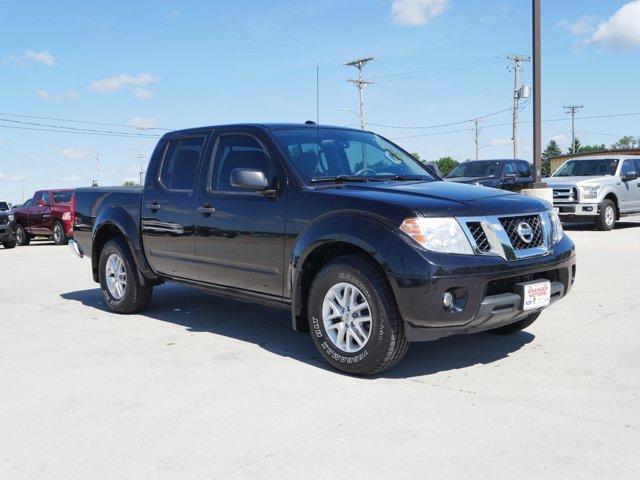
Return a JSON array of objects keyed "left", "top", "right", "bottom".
[
  {"left": 619, "top": 159, "right": 640, "bottom": 212},
  {"left": 500, "top": 162, "right": 519, "bottom": 191},
  {"left": 194, "top": 131, "right": 287, "bottom": 296},
  {"left": 29, "top": 191, "right": 53, "bottom": 235},
  {"left": 141, "top": 133, "right": 209, "bottom": 280}
]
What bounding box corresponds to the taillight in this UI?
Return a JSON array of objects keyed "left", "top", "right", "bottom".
[{"left": 69, "top": 193, "right": 76, "bottom": 228}]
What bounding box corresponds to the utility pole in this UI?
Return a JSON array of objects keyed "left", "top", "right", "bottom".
[
  {"left": 507, "top": 53, "right": 531, "bottom": 159},
  {"left": 345, "top": 56, "right": 375, "bottom": 130},
  {"left": 563, "top": 105, "right": 584, "bottom": 153},
  {"left": 532, "top": 0, "right": 543, "bottom": 186},
  {"left": 135, "top": 153, "right": 146, "bottom": 185},
  {"left": 473, "top": 118, "right": 483, "bottom": 160}
]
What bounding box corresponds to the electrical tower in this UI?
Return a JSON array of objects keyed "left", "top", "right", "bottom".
[
  {"left": 507, "top": 53, "right": 531, "bottom": 159},
  {"left": 563, "top": 105, "right": 584, "bottom": 153},
  {"left": 345, "top": 57, "right": 375, "bottom": 130}
]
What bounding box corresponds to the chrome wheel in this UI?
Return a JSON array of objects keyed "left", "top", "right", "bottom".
[
  {"left": 604, "top": 205, "right": 615, "bottom": 226},
  {"left": 53, "top": 223, "right": 63, "bottom": 243},
  {"left": 16, "top": 227, "right": 24, "bottom": 245},
  {"left": 322, "top": 282, "right": 372, "bottom": 353},
  {"left": 105, "top": 253, "right": 127, "bottom": 300}
]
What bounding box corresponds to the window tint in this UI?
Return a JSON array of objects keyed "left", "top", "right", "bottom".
[
  {"left": 211, "top": 135, "right": 274, "bottom": 192},
  {"left": 52, "top": 191, "right": 73, "bottom": 203},
  {"left": 503, "top": 162, "right": 516, "bottom": 176},
  {"left": 621, "top": 159, "right": 635, "bottom": 176},
  {"left": 516, "top": 162, "right": 532, "bottom": 178},
  {"left": 159, "top": 137, "right": 205, "bottom": 191},
  {"left": 42, "top": 191, "right": 51, "bottom": 205}
]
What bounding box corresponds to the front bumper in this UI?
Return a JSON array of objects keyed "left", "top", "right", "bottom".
[
  {"left": 392, "top": 235, "right": 576, "bottom": 342},
  {"left": 0, "top": 224, "right": 16, "bottom": 242},
  {"left": 554, "top": 202, "right": 600, "bottom": 217}
]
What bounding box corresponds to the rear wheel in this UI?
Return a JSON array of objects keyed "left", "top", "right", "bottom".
[
  {"left": 307, "top": 255, "right": 409, "bottom": 375},
  {"left": 2, "top": 240, "right": 16, "bottom": 249},
  {"left": 595, "top": 199, "right": 616, "bottom": 231},
  {"left": 15, "top": 224, "right": 30, "bottom": 246},
  {"left": 52, "top": 221, "right": 68, "bottom": 245},
  {"left": 488, "top": 312, "right": 541, "bottom": 334},
  {"left": 99, "top": 237, "right": 153, "bottom": 313}
]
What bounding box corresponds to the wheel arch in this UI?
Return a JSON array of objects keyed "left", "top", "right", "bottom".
[{"left": 602, "top": 191, "right": 620, "bottom": 219}]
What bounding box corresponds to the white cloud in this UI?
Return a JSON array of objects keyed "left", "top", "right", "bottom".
[
  {"left": 167, "top": 9, "right": 180, "bottom": 19},
  {"left": 557, "top": 14, "right": 598, "bottom": 36},
  {"left": 11, "top": 175, "right": 26, "bottom": 181},
  {"left": 36, "top": 89, "right": 79, "bottom": 101},
  {"left": 490, "top": 138, "right": 512, "bottom": 146},
  {"left": 0, "top": 172, "right": 5, "bottom": 179},
  {"left": 60, "top": 147, "right": 90, "bottom": 160},
  {"left": 589, "top": 1, "right": 640, "bottom": 47},
  {"left": 132, "top": 87, "right": 153, "bottom": 100},
  {"left": 128, "top": 117, "right": 159, "bottom": 129},
  {"left": 88, "top": 73, "right": 159, "bottom": 96},
  {"left": 24, "top": 49, "right": 55, "bottom": 66},
  {"left": 391, "top": 0, "right": 450, "bottom": 26}
]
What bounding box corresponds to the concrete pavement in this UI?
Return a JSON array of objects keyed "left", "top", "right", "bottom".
[{"left": 1, "top": 218, "right": 639, "bottom": 479}]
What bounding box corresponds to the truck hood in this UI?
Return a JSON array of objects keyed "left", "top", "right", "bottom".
[
  {"left": 319, "top": 180, "right": 549, "bottom": 217},
  {"left": 545, "top": 175, "right": 617, "bottom": 187},
  {"left": 445, "top": 176, "right": 497, "bottom": 184}
]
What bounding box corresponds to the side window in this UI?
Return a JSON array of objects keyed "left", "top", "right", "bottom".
[
  {"left": 621, "top": 159, "right": 635, "bottom": 177},
  {"left": 502, "top": 162, "right": 516, "bottom": 176},
  {"left": 634, "top": 159, "right": 640, "bottom": 172},
  {"left": 516, "top": 162, "right": 532, "bottom": 178},
  {"left": 22, "top": 199, "right": 32, "bottom": 208},
  {"left": 158, "top": 137, "right": 205, "bottom": 191},
  {"left": 32, "top": 192, "right": 42, "bottom": 206},
  {"left": 42, "top": 191, "right": 51, "bottom": 206},
  {"left": 210, "top": 135, "right": 275, "bottom": 192}
]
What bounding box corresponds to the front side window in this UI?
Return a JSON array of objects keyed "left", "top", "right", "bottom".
[
  {"left": 158, "top": 137, "right": 205, "bottom": 191},
  {"left": 22, "top": 198, "right": 32, "bottom": 209},
  {"left": 621, "top": 159, "right": 635, "bottom": 177},
  {"left": 272, "top": 128, "right": 435, "bottom": 183},
  {"left": 447, "top": 161, "right": 502, "bottom": 178},
  {"left": 553, "top": 158, "right": 619, "bottom": 177},
  {"left": 41, "top": 191, "right": 51, "bottom": 206},
  {"left": 211, "top": 135, "right": 275, "bottom": 192},
  {"left": 517, "top": 162, "right": 532, "bottom": 178}
]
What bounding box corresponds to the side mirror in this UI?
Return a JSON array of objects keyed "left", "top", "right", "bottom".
[
  {"left": 230, "top": 168, "right": 273, "bottom": 194},
  {"left": 623, "top": 170, "right": 638, "bottom": 181},
  {"left": 503, "top": 172, "right": 517, "bottom": 181}
]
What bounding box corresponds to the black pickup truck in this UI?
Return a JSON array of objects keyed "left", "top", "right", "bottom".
[{"left": 70, "top": 123, "right": 576, "bottom": 375}]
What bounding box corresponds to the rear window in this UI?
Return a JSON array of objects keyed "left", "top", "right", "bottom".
[
  {"left": 159, "top": 137, "right": 205, "bottom": 191},
  {"left": 52, "top": 191, "right": 73, "bottom": 203}
]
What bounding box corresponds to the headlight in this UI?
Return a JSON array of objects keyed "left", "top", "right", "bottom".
[
  {"left": 400, "top": 217, "right": 473, "bottom": 255},
  {"left": 550, "top": 210, "right": 564, "bottom": 245},
  {"left": 579, "top": 184, "right": 599, "bottom": 199},
  {"left": 8, "top": 214, "right": 15, "bottom": 222},
  {"left": 62, "top": 212, "right": 71, "bottom": 221}
]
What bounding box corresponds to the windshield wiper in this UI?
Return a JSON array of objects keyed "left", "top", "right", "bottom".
[
  {"left": 310, "top": 175, "right": 374, "bottom": 183},
  {"left": 373, "top": 175, "right": 428, "bottom": 181}
]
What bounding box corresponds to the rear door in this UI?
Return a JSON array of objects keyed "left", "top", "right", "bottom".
[
  {"left": 194, "top": 130, "right": 287, "bottom": 296},
  {"left": 141, "top": 133, "right": 209, "bottom": 280},
  {"left": 516, "top": 161, "right": 534, "bottom": 190}
]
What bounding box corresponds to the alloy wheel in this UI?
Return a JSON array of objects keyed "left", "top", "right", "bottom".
[
  {"left": 322, "top": 282, "right": 372, "bottom": 353},
  {"left": 105, "top": 253, "right": 127, "bottom": 300}
]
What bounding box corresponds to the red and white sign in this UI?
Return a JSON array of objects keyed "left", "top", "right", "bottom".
[{"left": 523, "top": 281, "right": 551, "bottom": 311}]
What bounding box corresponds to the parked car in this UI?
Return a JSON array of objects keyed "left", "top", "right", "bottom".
[
  {"left": 69, "top": 124, "right": 575, "bottom": 375},
  {"left": 0, "top": 205, "right": 17, "bottom": 249},
  {"left": 12, "top": 189, "right": 74, "bottom": 245},
  {"left": 446, "top": 159, "right": 534, "bottom": 192},
  {"left": 545, "top": 155, "right": 640, "bottom": 230}
]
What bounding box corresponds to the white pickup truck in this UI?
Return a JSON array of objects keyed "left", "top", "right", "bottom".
[{"left": 545, "top": 155, "right": 640, "bottom": 230}]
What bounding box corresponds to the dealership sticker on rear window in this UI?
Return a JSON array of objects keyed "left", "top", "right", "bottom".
[{"left": 523, "top": 281, "right": 551, "bottom": 311}]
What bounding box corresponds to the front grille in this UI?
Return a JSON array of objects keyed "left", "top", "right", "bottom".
[
  {"left": 467, "top": 222, "right": 491, "bottom": 252},
  {"left": 0, "top": 216, "right": 7, "bottom": 225},
  {"left": 486, "top": 270, "right": 558, "bottom": 296},
  {"left": 552, "top": 187, "right": 577, "bottom": 203},
  {"left": 499, "top": 215, "right": 543, "bottom": 250}
]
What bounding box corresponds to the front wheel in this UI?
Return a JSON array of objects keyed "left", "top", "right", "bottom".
[
  {"left": 307, "top": 255, "right": 409, "bottom": 375},
  {"left": 52, "top": 221, "right": 68, "bottom": 245},
  {"left": 99, "top": 237, "right": 153, "bottom": 314},
  {"left": 15, "top": 224, "right": 30, "bottom": 246},
  {"left": 487, "top": 312, "right": 541, "bottom": 334},
  {"left": 2, "top": 241, "right": 16, "bottom": 249},
  {"left": 595, "top": 199, "right": 616, "bottom": 231}
]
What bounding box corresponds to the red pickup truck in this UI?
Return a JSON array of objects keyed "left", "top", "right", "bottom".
[{"left": 13, "top": 189, "right": 74, "bottom": 246}]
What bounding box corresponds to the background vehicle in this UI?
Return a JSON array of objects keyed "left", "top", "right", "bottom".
[
  {"left": 446, "top": 159, "right": 534, "bottom": 192},
  {"left": 70, "top": 124, "right": 575, "bottom": 375},
  {"left": 545, "top": 155, "right": 640, "bottom": 231},
  {"left": 0, "top": 207, "right": 17, "bottom": 249},
  {"left": 12, "top": 190, "right": 74, "bottom": 245}
]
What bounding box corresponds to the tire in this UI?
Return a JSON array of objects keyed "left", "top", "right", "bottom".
[
  {"left": 595, "top": 199, "right": 616, "bottom": 231},
  {"left": 307, "top": 255, "right": 409, "bottom": 375},
  {"left": 488, "top": 311, "right": 541, "bottom": 334},
  {"left": 98, "top": 237, "right": 153, "bottom": 314},
  {"left": 15, "top": 224, "right": 30, "bottom": 246},
  {"left": 52, "top": 221, "right": 68, "bottom": 245},
  {"left": 2, "top": 241, "right": 16, "bottom": 249}
]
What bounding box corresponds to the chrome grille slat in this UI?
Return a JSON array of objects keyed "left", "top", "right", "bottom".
[
  {"left": 467, "top": 222, "right": 491, "bottom": 253},
  {"left": 498, "top": 215, "right": 544, "bottom": 250}
]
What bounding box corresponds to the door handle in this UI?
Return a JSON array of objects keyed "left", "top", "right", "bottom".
[
  {"left": 146, "top": 201, "right": 161, "bottom": 211},
  {"left": 197, "top": 205, "right": 215, "bottom": 215}
]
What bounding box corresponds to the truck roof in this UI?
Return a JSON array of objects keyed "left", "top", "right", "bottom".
[{"left": 164, "top": 123, "right": 363, "bottom": 136}]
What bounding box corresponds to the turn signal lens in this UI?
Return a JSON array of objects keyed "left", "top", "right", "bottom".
[{"left": 400, "top": 217, "right": 473, "bottom": 255}]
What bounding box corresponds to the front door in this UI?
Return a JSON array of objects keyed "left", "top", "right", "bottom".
[
  {"left": 29, "top": 191, "right": 52, "bottom": 235},
  {"left": 195, "top": 132, "right": 287, "bottom": 296},
  {"left": 501, "top": 162, "right": 519, "bottom": 191},
  {"left": 619, "top": 159, "right": 640, "bottom": 212},
  {"left": 142, "top": 134, "right": 208, "bottom": 280}
]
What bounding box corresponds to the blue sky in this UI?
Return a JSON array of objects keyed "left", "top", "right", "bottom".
[{"left": 1, "top": 0, "right": 639, "bottom": 203}]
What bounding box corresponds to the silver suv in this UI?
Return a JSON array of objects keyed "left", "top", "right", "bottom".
[{"left": 545, "top": 155, "right": 640, "bottom": 230}]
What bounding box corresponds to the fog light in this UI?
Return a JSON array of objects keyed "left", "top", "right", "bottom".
[
  {"left": 442, "top": 291, "right": 454, "bottom": 309},
  {"left": 584, "top": 206, "right": 593, "bottom": 212}
]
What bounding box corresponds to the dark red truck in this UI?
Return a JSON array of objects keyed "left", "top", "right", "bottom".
[{"left": 13, "top": 189, "right": 74, "bottom": 245}]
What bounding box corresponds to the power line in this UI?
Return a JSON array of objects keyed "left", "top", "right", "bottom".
[
  {"left": 0, "top": 118, "right": 161, "bottom": 137},
  {"left": 0, "top": 124, "right": 161, "bottom": 139},
  {"left": 0, "top": 112, "right": 171, "bottom": 130},
  {"left": 368, "top": 107, "right": 512, "bottom": 130}
]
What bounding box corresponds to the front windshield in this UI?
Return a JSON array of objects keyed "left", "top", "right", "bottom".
[
  {"left": 447, "top": 161, "right": 502, "bottom": 178},
  {"left": 553, "top": 158, "right": 619, "bottom": 177},
  {"left": 0, "top": 201, "right": 9, "bottom": 211},
  {"left": 272, "top": 128, "right": 436, "bottom": 182}
]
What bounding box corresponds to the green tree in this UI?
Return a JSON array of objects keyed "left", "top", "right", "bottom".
[
  {"left": 435, "top": 156, "right": 459, "bottom": 176},
  {"left": 411, "top": 152, "right": 421, "bottom": 161},
  {"left": 611, "top": 136, "right": 638, "bottom": 149},
  {"left": 122, "top": 180, "right": 138, "bottom": 187},
  {"left": 542, "top": 140, "right": 562, "bottom": 176},
  {"left": 578, "top": 143, "right": 606, "bottom": 153},
  {"left": 567, "top": 138, "right": 582, "bottom": 155}
]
